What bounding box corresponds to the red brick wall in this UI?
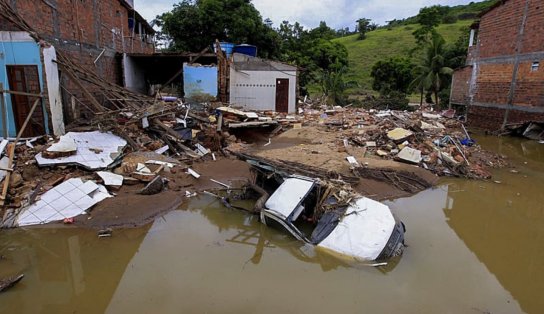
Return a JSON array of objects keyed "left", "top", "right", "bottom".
[
  {"left": 468, "top": 105, "right": 544, "bottom": 129},
  {"left": 513, "top": 61, "right": 544, "bottom": 106},
  {"left": 5, "top": 0, "right": 154, "bottom": 54},
  {"left": 521, "top": 0, "right": 544, "bottom": 54},
  {"left": 473, "top": 63, "right": 513, "bottom": 104},
  {"left": 464, "top": 0, "right": 544, "bottom": 129},
  {"left": 451, "top": 66, "right": 472, "bottom": 105},
  {"left": 477, "top": 0, "right": 526, "bottom": 59},
  {"left": 1, "top": 0, "right": 154, "bottom": 123}
]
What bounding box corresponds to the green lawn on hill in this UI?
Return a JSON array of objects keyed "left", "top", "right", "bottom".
[{"left": 328, "top": 20, "right": 473, "bottom": 95}]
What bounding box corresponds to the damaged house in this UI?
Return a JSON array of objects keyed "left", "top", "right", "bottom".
[
  {"left": 229, "top": 53, "right": 298, "bottom": 113},
  {"left": 450, "top": 0, "right": 544, "bottom": 131},
  {"left": 0, "top": 0, "right": 155, "bottom": 138}
]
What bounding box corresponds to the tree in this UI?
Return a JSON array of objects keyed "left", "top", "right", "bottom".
[
  {"left": 371, "top": 57, "right": 415, "bottom": 95},
  {"left": 310, "top": 39, "right": 349, "bottom": 72},
  {"left": 412, "top": 5, "right": 445, "bottom": 44},
  {"left": 309, "top": 21, "right": 337, "bottom": 41},
  {"left": 410, "top": 33, "right": 453, "bottom": 107},
  {"left": 277, "top": 22, "right": 349, "bottom": 96},
  {"left": 155, "top": 0, "right": 281, "bottom": 58},
  {"left": 356, "top": 18, "right": 371, "bottom": 40},
  {"left": 321, "top": 65, "right": 357, "bottom": 106}
]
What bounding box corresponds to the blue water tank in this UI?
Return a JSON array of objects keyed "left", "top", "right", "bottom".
[
  {"left": 234, "top": 44, "right": 258, "bottom": 57},
  {"left": 215, "top": 42, "right": 235, "bottom": 57}
]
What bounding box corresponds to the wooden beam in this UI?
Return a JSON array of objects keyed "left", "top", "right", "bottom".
[
  {"left": 152, "top": 118, "right": 200, "bottom": 159},
  {"left": 0, "top": 83, "right": 7, "bottom": 138},
  {"left": 60, "top": 66, "right": 105, "bottom": 113},
  {"left": 0, "top": 90, "right": 44, "bottom": 98},
  {"left": 0, "top": 98, "right": 42, "bottom": 208}
]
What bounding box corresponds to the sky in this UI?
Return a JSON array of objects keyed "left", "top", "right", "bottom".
[{"left": 134, "top": 0, "right": 477, "bottom": 30}]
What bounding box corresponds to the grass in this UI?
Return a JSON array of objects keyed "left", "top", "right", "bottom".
[{"left": 309, "top": 20, "right": 473, "bottom": 96}]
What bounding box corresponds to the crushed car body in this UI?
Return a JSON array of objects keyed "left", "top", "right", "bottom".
[
  {"left": 224, "top": 158, "right": 406, "bottom": 264},
  {"left": 259, "top": 176, "right": 405, "bottom": 262}
]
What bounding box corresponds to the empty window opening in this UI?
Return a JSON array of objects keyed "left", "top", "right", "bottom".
[{"left": 531, "top": 61, "right": 540, "bottom": 72}]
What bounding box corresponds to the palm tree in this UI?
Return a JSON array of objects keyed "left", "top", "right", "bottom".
[
  {"left": 410, "top": 33, "right": 453, "bottom": 107},
  {"left": 321, "top": 65, "right": 358, "bottom": 106}
]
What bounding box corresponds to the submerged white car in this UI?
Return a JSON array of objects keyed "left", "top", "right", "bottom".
[{"left": 259, "top": 176, "right": 405, "bottom": 262}]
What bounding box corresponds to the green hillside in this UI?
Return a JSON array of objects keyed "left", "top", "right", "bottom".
[{"left": 333, "top": 20, "right": 473, "bottom": 94}]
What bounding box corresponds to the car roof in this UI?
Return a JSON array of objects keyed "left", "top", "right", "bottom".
[{"left": 264, "top": 177, "right": 315, "bottom": 219}]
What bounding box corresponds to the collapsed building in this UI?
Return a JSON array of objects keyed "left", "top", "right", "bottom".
[
  {"left": 450, "top": 0, "right": 544, "bottom": 131},
  {"left": 0, "top": 0, "right": 155, "bottom": 138}
]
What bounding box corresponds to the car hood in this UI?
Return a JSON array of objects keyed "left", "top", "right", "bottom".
[{"left": 316, "top": 197, "right": 396, "bottom": 261}]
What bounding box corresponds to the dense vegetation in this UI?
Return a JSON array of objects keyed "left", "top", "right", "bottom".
[{"left": 155, "top": 0, "right": 498, "bottom": 106}]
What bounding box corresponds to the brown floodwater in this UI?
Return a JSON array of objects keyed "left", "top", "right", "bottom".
[{"left": 1, "top": 135, "right": 543, "bottom": 314}]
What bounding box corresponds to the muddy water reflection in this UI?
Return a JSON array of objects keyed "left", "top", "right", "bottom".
[{"left": 0, "top": 136, "right": 542, "bottom": 313}]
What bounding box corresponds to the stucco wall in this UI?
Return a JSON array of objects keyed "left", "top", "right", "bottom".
[
  {"left": 229, "top": 69, "right": 297, "bottom": 113},
  {"left": 0, "top": 31, "right": 48, "bottom": 137}
]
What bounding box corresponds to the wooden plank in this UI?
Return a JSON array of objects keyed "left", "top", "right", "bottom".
[
  {"left": 152, "top": 118, "right": 200, "bottom": 159},
  {"left": 0, "top": 90, "right": 43, "bottom": 98},
  {"left": 0, "top": 98, "right": 41, "bottom": 207},
  {"left": 60, "top": 66, "right": 105, "bottom": 113},
  {"left": 0, "top": 83, "right": 6, "bottom": 138}
]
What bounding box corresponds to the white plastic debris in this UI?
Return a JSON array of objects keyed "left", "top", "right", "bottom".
[
  {"left": 187, "top": 168, "right": 201, "bottom": 179},
  {"left": 195, "top": 143, "right": 210, "bottom": 156},
  {"left": 346, "top": 156, "right": 359, "bottom": 166},
  {"left": 154, "top": 145, "right": 169, "bottom": 155},
  {"left": 145, "top": 160, "right": 176, "bottom": 168}
]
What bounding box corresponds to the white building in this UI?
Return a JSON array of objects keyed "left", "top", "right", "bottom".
[{"left": 229, "top": 53, "right": 297, "bottom": 113}]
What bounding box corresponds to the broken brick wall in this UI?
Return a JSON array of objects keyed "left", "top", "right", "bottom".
[
  {"left": 0, "top": 0, "right": 154, "bottom": 124},
  {"left": 457, "top": 0, "right": 544, "bottom": 129},
  {"left": 450, "top": 66, "right": 472, "bottom": 106}
]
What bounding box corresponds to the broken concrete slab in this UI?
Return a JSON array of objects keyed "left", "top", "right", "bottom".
[
  {"left": 0, "top": 156, "right": 9, "bottom": 182},
  {"left": 96, "top": 171, "right": 124, "bottom": 187},
  {"left": 422, "top": 112, "right": 441, "bottom": 119},
  {"left": 387, "top": 128, "right": 414, "bottom": 142},
  {"left": 138, "top": 176, "right": 165, "bottom": 195},
  {"left": 35, "top": 131, "right": 126, "bottom": 170},
  {"left": 346, "top": 156, "right": 359, "bottom": 167},
  {"left": 43, "top": 134, "right": 77, "bottom": 158},
  {"left": 16, "top": 178, "right": 111, "bottom": 226},
  {"left": 397, "top": 147, "right": 422, "bottom": 164},
  {"left": 217, "top": 107, "right": 259, "bottom": 119},
  {"left": 0, "top": 139, "right": 8, "bottom": 156}
]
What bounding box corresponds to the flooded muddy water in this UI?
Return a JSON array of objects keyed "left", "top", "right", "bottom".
[{"left": 1, "top": 136, "right": 543, "bottom": 313}]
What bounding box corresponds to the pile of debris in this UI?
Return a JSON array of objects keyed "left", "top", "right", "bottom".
[{"left": 291, "top": 106, "right": 507, "bottom": 180}]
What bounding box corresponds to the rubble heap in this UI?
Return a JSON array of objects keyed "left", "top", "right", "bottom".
[{"left": 288, "top": 105, "right": 507, "bottom": 180}]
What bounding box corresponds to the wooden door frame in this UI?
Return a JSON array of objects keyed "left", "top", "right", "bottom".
[
  {"left": 6, "top": 64, "right": 45, "bottom": 137},
  {"left": 275, "top": 78, "right": 289, "bottom": 113}
]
